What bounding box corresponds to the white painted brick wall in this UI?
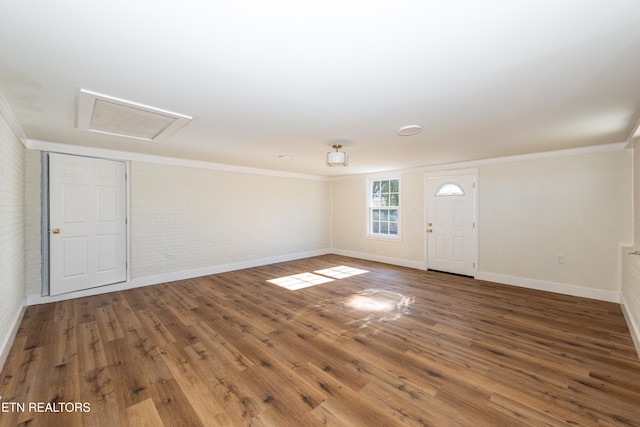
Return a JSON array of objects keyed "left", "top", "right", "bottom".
[
  {"left": 130, "top": 162, "right": 331, "bottom": 279},
  {"left": 0, "top": 113, "right": 26, "bottom": 357}
]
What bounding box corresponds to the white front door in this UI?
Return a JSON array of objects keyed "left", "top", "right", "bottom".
[
  {"left": 49, "top": 153, "right": 127, "bottom": 295},
  {"left": 426, "top": 173, "right": 476, "bottom": 276}
]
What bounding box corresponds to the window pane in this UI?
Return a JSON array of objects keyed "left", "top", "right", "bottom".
[
  {"left": 381, "top": 194, "right": 389, "bottom": 207},
  {"left": 380, "top": 210, "right": 389, "bottom": 221},
  {"left": 436, "top": 182, "right": 464, "bottom": 196},
  {"left": 389, "top": 209, "right": 398, "bottom": 221},
  {"left": 390, "top": 194, "right": 399, "bottom": 206},
  {"left": 390, "top": 179, "right": 399, "bottom": 192},
  {"left": 372, "top": 222, "right": 380, "bottom": 233},
  {"left": 381, "top": 181, "right": 389, "bottom": 193},
  {"left": 372, "top": 209, "right": 380, "bottom": 220},
  {"left": 372, "top": 181, "right": 380, "bottom": 195},
  {"left": 389, "top": 222, "right": 398, "bottom": 235},
  {"left": 380, "top": 222, "right": 389, "bottom": 234}
]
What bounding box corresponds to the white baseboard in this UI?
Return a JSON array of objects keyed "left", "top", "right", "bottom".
[
  {"left": 331, "top": 249, "right": 425, "bottom": 270},
  {"left": 621, "top": 294, "right": 640, "bottom": 360},
  {"left": 0, "top": 299, "right": 27, "bottom": 372},
  {"left": 129, "top": 249, "right": 332, "bottom": 289},
  {"left": 475, "top": 271, "right": 620, "bottom": 303},
  {"left": 28, "top": 251, "right": 622, "bottom": 306},
  {"left": 27, "top": 249, "right": 332, "bottom": 305}
]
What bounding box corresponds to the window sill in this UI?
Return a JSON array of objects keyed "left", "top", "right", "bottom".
[{"left": 367, "top": 234, "right": 402, "bottom": 242}]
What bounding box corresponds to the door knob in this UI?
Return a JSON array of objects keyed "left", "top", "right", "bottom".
[
  {"left": 427, "top": 229, "right": 432, "bottom": 233},
  {"left": 52, "top": 228, "right": 61, "bottom": 234}
]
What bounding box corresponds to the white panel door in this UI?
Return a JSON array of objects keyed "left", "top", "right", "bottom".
[
  {"left": 426, "top": 174, "right": 476, "bottom": 276},
  {"left": 49, "top": 153, "right": 127, "bottom": 295}
]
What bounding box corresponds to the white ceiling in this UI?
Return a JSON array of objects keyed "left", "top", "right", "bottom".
[{"left": 1, "top": 0, "right": 640, "bottom": 176}]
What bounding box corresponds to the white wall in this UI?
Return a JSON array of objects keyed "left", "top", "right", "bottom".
[
  {"left": 477, "top": 149, "right": 632, "bottom": 300},
  {"left": 130, "top": 161, "right": 331, "bottom": 281},
  {"left": 331, "top": 148, "right": 632, "bottom": 302},
  {"left": 331, "top": 171, "right": 425, "bottom": 268},
  {"left": 0, "top": 113, "right": 27, "bottom": 368}
]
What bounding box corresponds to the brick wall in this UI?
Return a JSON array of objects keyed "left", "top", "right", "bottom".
[
  {"left": 0, "top": 112, "right": 26, "bottom": 363},
  {"left": 130, "top": 161, "right": 331, "bottom": 279}
]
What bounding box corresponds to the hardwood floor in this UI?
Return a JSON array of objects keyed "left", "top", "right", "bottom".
[{"left": 1, "top": 254, "right": 639, "bottom": 426}]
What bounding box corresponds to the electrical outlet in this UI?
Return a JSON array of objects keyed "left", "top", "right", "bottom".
[{"left": 555, "top": 255, "right": 565, "bottom": 264}]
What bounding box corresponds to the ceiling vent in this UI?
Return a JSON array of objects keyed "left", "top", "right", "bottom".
[{"left": 77, "top": 89, "right": 192, "bottom": 142}]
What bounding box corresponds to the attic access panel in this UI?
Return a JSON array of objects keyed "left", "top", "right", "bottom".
[{"left": 77, "top": 89, "right": 192, "bottom": 141}]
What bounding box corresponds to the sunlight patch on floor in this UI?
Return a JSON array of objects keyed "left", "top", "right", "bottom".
[
  {"left": 314, "top": 265, "right": 369, "bottom": 279},
  {"left": 267, "top": 265, "right": 369, "bottom": 291},
  {"left": 346, "top": 289, "right": 414, "bottom": 314},
  {"left": 291, "top": 288, "right": 416, "bottom": 333},
  {"left": 347, "top": 295, "right": 397, "bottom": 312},
  {"left": 267, "top": 272, "right": 334, "bottom": 290}
]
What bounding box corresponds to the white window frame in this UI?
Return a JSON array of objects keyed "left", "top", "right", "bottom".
[{"left": 367, "top": 177, "right": 401, "bottom": 239}]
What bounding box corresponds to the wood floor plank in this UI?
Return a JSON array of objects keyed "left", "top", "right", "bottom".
[
  {"left": 125, "top": 398, "right": 164, "bottom": 427},
  {"left": 182, "top": 342, "right": 263, "bottom": 425},
  {"left": 77, "top": 321, "right": 108, "bottom": 374},
  {"left": 1, "top": 254, "right": 640, "bottom": 426},
  {"left": 158, "top": 343, "right": 235, "bottom": 426}
]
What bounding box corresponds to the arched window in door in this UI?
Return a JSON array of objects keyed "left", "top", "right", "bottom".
[{"left": 435, "top": 182, "right": 464, "bottom": 196}]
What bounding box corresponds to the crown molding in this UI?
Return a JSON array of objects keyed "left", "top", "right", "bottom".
[
  {"left": 331, "top": 142, "right": 629, "bottom": 180},
  {"left": 25, "top": 139, "right": 330, "bottom": 182}
]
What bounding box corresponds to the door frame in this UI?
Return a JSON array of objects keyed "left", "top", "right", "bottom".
[
  {"left": 42, "top": 151, "right": 131, "bottom": 296},
  {"left": 424, "top": 168, "right": 478, "bottom": 276}
]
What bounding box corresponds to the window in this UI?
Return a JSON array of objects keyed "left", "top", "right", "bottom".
[
  {"left": 435, "top": 182, "right": 464, "bottom": 196},
  {"left": 369, "top": 178, "right": 400, "bottom": 237}
]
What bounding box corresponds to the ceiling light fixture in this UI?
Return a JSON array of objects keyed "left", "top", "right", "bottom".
[
  {"left": 278, "top": 154, "right": 294, "bottom": 160},
  {"left": 397, "top": 124, "right": 423, "bottom": 136},
  {"left": 327, "top": 144, "right": 348, "bottom": 167}
]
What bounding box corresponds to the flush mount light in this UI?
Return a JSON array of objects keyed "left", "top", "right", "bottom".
[
  {"left": 327, "top": 144, "right": 348, "bottom": 167},
  {"left": 278, "top": 154, "right": 294, "bottom": 160},
  {"left": 397, "top": 124, "right": 423, "bottom": 136}
]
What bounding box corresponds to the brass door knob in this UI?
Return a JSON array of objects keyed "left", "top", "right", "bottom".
[
  {"left": 427, "top": 229, "right": 432, "bottom": 233},
  {"left": 52, "top": 228, "right": 61, "bottom": 234}
]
